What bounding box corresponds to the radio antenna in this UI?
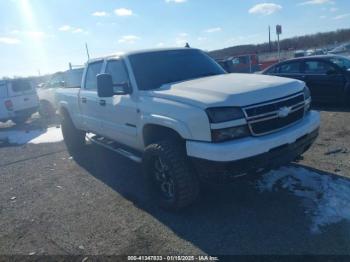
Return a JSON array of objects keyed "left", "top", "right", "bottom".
[{"left": 85, "top": 43, "right": 90, "bottom": 60}]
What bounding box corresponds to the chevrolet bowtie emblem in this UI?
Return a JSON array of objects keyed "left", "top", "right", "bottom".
[{"left": 277, "top": 106, "right": 292, "bottom": 118}]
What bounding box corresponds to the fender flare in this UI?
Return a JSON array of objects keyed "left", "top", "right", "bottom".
[
  {"left": 58, "top": 101, "right": 70, "bottom": 115},
  {"left": 140, "top": 114, "right": 193, "bottom": 141}
]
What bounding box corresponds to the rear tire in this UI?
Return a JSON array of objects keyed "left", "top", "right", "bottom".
[
  {"left": 143, "top": 140, "right": 200, "bottom": 211},
  {"left": 61, "top": 111, "right": 85, "bottom": 151}
]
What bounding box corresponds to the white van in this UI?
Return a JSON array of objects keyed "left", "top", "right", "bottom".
[{"left": 0, "top": 79, "right": 39, "bottom": 124}]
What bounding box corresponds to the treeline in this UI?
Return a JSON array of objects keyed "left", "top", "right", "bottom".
[{"left": 210, "top": 28, "right": 350, "bottom": 60}]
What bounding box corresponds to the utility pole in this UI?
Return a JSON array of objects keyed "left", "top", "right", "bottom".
[
  {"left": 248, "top": 55, "right": 252, "bottom": 73},
  {"left": 269, "top": 26, "right": 272, "bottom": 52},
  {"left": 85, "top": 43, "right": 90, "bottom": 60},
  {"left": 276, "top": 25, "right": 282, "bottom": 62}
]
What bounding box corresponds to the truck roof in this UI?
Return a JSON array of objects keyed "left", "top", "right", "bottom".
[{"left": 87, "top": 47, "right": 198, "bottom": 63}]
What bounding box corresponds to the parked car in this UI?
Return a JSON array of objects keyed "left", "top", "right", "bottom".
[
  {"left": 217, "top": 54, "right": 261, "bottom": 73},
  {"left": 37, "top": 68, "right": 84, "bottom": 119},
  {"left": 312, "top": 49, "right": 327, "bottom": 56},
  {"left": 56, "top": 48, "right": 320, "bottom": 210},
  {"left": 329, "top": 43, "right": 350, "bottom": 56},
  {"left": 294, "top": 49, "right": 326, "bottom": 58},
  {"left": 0, "top": 79, "right": 39, "bottom": 124},
  {"left": 262, "top": 55, "right": 350, "bottom": 105},
  {"left": 294, "top": 50, "right": 306, "bottom": 58}
]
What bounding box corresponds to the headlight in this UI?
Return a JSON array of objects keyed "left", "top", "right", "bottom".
[
  {"left": 212, "top": 126, "right": 250, "bottom": 142},
  {"left": 304, "top": 86, "right": 311, "bottom": 112},
  {"left": 304, "top": 86, "right": 311, "bottom": 100},
  {"left": 206, "top": 107, "right": 245, "bottom": 123}
]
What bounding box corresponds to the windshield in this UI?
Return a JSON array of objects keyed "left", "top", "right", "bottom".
[
  {"left": 129, "top": 49, "right": 225, "bottom": 91},
  {"left": 328, "top": 57, "right": 350, "bottom": 70}
]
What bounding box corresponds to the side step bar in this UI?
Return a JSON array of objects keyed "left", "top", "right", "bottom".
[{"left": 87, "top": 135, "right": 142, "bottom": 163}]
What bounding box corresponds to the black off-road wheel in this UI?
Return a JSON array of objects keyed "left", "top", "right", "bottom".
[
  {"left": 143, "top": 140, "right": 200, "bottom": 210},
  {"left": 61, "top": 111, "right": 86, "bottom": 152}
]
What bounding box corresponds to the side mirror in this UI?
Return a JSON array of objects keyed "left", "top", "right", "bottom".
[
  {"left": 97, "top": 74, "right": 131, "bottom": 97},
  {"left": 97, "top": 74, "right": 114, "bottom": 97}
]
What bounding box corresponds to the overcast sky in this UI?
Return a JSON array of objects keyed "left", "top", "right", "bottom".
[{"left": 0, "top": 0, "right": 349, "bottom": 77}]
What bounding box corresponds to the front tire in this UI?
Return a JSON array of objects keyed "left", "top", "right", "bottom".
[
  {"left": 143, "top": 140, "right": 200, "bottom": 210},
  {"left": 61, "top": 111, "right": 85, "bottom": 151}
]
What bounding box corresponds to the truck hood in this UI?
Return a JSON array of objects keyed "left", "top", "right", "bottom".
[{"left": 142, "top": 73, "right": 305, "bottom": 108}]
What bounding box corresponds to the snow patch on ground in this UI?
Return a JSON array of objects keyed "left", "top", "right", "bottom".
[
  {"left": 0, "top": 127, "right": 63, "bottom": 145},
  {"left": 258, "top": 166, "right": 350, "bottom": 233}
]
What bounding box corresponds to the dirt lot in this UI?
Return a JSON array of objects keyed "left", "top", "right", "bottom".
[
  {"left": 301, "top": 106, "right": 350, "bottom": 178},
  {"left": 0, "top": 107, "right": 349, "bottom": 256}
]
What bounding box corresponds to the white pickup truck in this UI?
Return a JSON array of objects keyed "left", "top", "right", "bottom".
[{"left": 56, "top": 48, "right": 320, "bottom": 210}]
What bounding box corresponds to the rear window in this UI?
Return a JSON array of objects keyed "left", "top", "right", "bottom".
[{"left": 11, "top": 80, "right": 32, "bottom": 92}]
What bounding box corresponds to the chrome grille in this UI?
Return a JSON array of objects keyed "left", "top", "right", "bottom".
[{"left": 243, "top": 93, "right": 306, "bottom": 136}]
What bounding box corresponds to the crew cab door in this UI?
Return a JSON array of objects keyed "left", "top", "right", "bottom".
[
  {"left": 79, "top": 61, "right": 103, "bottom": 133},
  {"left": 99, "top": 59, "right": 138, "bottom": 148}
]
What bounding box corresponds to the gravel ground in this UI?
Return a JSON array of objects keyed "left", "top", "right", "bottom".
[
  {"left": 300, "top": 106, "right": 350, "bottom": 178},
  {"left": 0, "top": 107, "right": 349, "bottom": 256}
]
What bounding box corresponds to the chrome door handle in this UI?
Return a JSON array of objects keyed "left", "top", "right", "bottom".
[{"left": 99, "top": 100, "right": 106, "bottom": 106}]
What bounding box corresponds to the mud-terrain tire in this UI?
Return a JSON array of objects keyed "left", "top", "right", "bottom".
[
  {"left": 61, "top": 111, "right": 85, "bottom": 151},
  {"left": 143, "top": 140, "right": 200, "bottom": 210}
]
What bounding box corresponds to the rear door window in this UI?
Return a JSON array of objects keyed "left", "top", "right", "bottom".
[
  {"left": 85, "top": 62, "right": 103, "bottom": 90},
  {"left": 304, "top": 61, "right": 336, "bottom": 75}
]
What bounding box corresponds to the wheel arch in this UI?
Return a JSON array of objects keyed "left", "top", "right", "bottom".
[
  {"left": 142, "top": 124, "right": 186, "bottom": 147},
  {"left": 58, "top": 104, "right": 70, "bottom": 117},
  {"left": 140, "top": 114, "right": 192, "bottom": 147}
]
